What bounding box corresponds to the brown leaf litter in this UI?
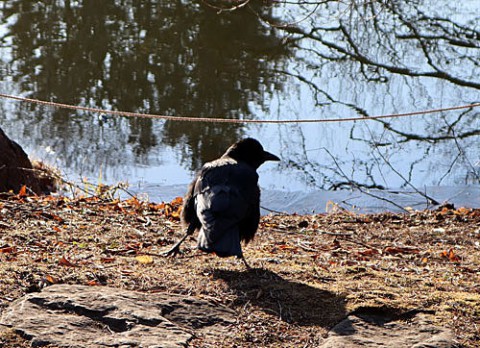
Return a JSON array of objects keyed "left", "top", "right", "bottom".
[{"left": 0, "top": 193, "right": 479, "bottom": 347}]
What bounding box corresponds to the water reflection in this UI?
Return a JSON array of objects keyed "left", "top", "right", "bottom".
[
  {"left": 268, "top": 0, "right": 480, "bottom": 190},
  {"left": 0, "top": 1, "right": 478, "bottom": 209},
  {"left": 0, "top": 0, "right": 289, "bottom": 169}
]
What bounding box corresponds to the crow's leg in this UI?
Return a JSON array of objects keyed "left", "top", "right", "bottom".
[
  {"left": 238, "top": 255, "right": 251, "bottom": 270},
  {"left": 163, "top": 224, "right": 195, "bottom": 257}
]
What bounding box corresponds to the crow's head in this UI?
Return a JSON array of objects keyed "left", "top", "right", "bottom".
[{"left": 224, "top": 138, "right": 280, "bottom": 169}]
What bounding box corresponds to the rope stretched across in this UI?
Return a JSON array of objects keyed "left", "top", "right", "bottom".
[{"left": 0, "top": 92, "right": 479, "bottom": 124}]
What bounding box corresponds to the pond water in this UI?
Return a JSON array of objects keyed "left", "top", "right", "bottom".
[{"left": 0, "top": 1, "right": 479, "bottom": 213}]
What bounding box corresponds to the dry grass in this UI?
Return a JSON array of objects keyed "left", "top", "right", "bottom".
[{"left": 0, "top": 193, "right": 479, "bottom": 347}]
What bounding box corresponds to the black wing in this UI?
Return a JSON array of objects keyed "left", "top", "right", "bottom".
[
  {"left": 238, "top": 185, "right": 260, "bottom": 244},
  {"left": 194, "top": 158, "right": 260, "bottom": 257},
  {"left": 181, "top": 176, "right": 201, "bottom": 231}
]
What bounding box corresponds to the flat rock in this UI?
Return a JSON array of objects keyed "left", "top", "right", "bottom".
[
  {"left": 0, "top": 284, "right": 236, "bottom": 347},
  {"left": 320, "top": 308, "right": 460, "bottom": 348}
]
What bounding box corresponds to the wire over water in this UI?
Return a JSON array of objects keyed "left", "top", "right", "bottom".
[{"left": 0, "top": 92, "right": 478, "bottom": 124}]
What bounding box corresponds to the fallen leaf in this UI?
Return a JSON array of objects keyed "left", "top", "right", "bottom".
[
  {"left": 454, "top": 207, "right": 472, "bottom": 216},
  {"left": 440, "top": 249, "right": 460, "bottom": 262},
  {"left": 278, "top": 244, "right": 298, "bottom": 251},
  {"left": 0, "top": 246, "right": 15, "bottom": 253},
  {"left": 18, "top": 185, "right": 27, "bottom": 197},
  {"left": 150, "top": 202, "right": 165, "bottom": 211},
  {"left": 38, "top": 212, "right": 64, "bottom": 223},
  {"left": 449, "top": 249, "right": 460, "bottom": 262},
  {"left": 59, "top": 256, "right": 76, "bottom": 267},
  {"left": 170, "top": 206, "right": 182, "bottom": 220},
  {"left": 164, "top": 204, "right": 172, "bottom": 217},
  {"left": 135, "top": 255, "right": 153, "bottom": 264},
  {"left": 100, "top": 257, "right": 116, "bottom": 263},
  {"left": 384, "top": 246, "right": 420, "bottom": 254},
  {"left": 73, "top": 241, "right": 88, "bottom": 249},
  {"left": 170, "top": 196, "right": 183, "bottom": 206},
  {"left": 124, "top": 197, "right": 141, "bottom": 208},
  {"left": 46, "top": 275, "right": 58, "bottom": 284},
  {"left": 357, "top": 249, "right": 379, "bottom": 256}
]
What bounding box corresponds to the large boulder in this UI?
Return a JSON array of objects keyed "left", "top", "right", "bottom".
[
  {"left": 0, "top": 127, "right": 42, "bottom": 194},
  {"left": 0, "top": 284, "right": 236, "bottom": 348}
]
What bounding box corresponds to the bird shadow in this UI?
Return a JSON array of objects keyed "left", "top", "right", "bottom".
[{"left": 212, "top": 268, "right": 347, "bottom": 327}]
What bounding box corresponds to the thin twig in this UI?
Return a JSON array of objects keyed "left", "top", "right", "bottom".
[
  {"left": 340, "top": 237, "right": 380, "bottom": 251},
  {"left": 296, "top": 242, "right": 320, "bottom": 253},
  {"left": 322, "top": 147, "right": 410, "bottom": 212},
  {"left": 260, "top": 205, "right": 288, "bottom": 215},
  {"left": 368, "top": 145, "right": 440, "bottom": 206},
  {"left": 318, "top": 230, "right": 354, "bottom": 237}
]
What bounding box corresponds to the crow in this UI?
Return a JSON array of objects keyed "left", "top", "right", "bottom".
[{"left": 164, "top": 138, "right": 280, "bottom": 267}]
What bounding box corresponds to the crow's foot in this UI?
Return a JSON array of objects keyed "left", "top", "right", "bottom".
[
  {"left": 238, "top": 255, "right": 251, "bottom": 270},
  {"left": 162, "top": 244, "right": 182, "bottom": 257}
]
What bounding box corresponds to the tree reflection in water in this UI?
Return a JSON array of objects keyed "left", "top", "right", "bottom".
[{"left": 0, "top": 1, "right": 478, "bottom": 204}]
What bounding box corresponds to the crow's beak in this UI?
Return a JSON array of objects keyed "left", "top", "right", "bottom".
[{"left": 263, "top": 150, "right": 280, "bottom": 162}]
